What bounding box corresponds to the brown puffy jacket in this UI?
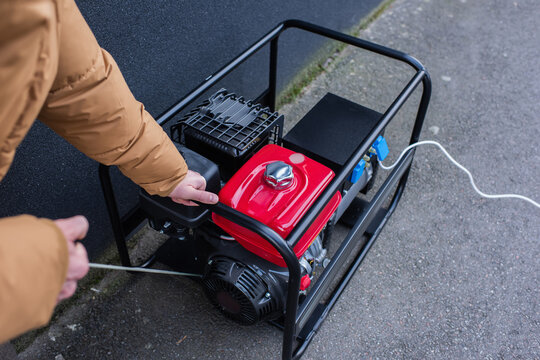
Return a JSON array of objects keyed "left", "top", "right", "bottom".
[{"left": 0, "top": 0, "right": 187, "bottom": 342}]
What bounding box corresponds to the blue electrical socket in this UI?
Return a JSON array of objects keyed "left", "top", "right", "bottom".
[
  {"left": 373, "top": 136, "right": 389, "bottom": 161},
  {"left": 348, "top": 159, "right": 366, "bottom": 183}
]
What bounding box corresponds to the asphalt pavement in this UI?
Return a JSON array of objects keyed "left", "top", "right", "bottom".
[{"left": 18, "top": 0, "right": 540, "bottom": 359}]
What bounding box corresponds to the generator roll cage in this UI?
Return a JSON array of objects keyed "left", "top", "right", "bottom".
[{"left": 98, "top": 19, "right": 431, "bottom": 360}]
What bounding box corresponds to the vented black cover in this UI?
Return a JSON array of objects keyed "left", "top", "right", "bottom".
[
  {"left": 170, "top": 89, "right": 283, "bottom": 179},
  {"left": 203, "top": 256, "right": 283, "bottom": 325}
]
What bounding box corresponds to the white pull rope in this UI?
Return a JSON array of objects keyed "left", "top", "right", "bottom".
[
  {"left": 378, "top": 140, "right": 540, "bottom": 209},
  {"left": 89, "top": 263, "right": 202, "bottom": 278}
]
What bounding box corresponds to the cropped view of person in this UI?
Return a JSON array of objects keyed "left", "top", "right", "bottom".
[{"left": 0, "top": 0, "right": 218, "bottom": 350}]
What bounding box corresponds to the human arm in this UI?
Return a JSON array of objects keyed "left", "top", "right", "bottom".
[{"left": 37, "top": 0, "right": 188, "bottom": 197}]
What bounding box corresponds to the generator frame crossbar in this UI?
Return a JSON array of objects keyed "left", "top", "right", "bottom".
[{"left": 98, "top": 19, "right": 431, "bottom": 360}]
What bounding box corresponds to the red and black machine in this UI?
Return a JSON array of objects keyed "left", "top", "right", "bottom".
[{"left": 99, "top": 20, "right": 431, "bottom": 360}]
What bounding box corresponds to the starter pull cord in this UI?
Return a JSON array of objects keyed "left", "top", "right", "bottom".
[
  {"left": 378, "top": 140, "right": 540, "bottom": 210},
  {"left": 88, "top": 263, "right": 202, "bottom": 278}
]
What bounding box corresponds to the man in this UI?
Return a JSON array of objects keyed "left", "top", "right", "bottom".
[{"left": 0, "top": 0, "right": 218, "bottom": 347}]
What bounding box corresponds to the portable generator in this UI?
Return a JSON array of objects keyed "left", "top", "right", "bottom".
[
  {"left": 98, "top": 20, "right": 431, "bottom": 360},
  {"left": 140, "top": 88, "right": 383, "bottom": 325}
]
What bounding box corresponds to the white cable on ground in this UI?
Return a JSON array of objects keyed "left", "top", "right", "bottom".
[
  {"left": 89, "top": 263, "right": 202, "bottom": 277},
  {"left": 378, "top": 140, "right": 540, "bottom": 210}
]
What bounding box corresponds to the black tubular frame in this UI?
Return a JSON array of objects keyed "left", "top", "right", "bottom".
[{"left": 98, "top": 19, "right": 431, "bottom": 360}]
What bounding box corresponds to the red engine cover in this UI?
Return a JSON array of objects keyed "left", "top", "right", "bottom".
[{"left": 212, "top": 144, "right": 341, "bottom": 266}]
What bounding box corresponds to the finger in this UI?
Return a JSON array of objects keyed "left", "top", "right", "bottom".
[
  {"left": 66, "top": 246, "right": 89, "bottom": 279},
  {"left": 65, "top": 242, "right": 89, "bottom": 281},
  {"left": 70, "top": 215, "right": 89, "bottom": 240},
  {"left": 172, "top": 198, "right": 198, "bottom": 206},
  {"left": 182, "top": 187, "right": 219, "bottom": 205},
  {"left": 70, "top": 243, "right": 89, "bottom": 280},
  {"left": 66, "top": 237, "right": 76, "bottom": 253},
  {"left": 57, "top": 280, "right": 77, "bottom": 302}
]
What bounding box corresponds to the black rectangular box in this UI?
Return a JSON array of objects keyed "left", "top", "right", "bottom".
[{"left": 282, "top": 93, "right": 382, "bottom": 172}]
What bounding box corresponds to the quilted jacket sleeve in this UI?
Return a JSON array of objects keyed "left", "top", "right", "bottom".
[
  {"left": 0, "top": 0, "right": 68, "bottom": 344},
  {"left": 38, "top": 0, "right": 188, "bottom": 196},
  {"left": 0, "top": 216, "right": 68, "bottom": 343}
]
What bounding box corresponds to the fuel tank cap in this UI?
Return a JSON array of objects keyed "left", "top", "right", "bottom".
[{"left": 263, "top": 161, "right": 294, "bottom": 190}]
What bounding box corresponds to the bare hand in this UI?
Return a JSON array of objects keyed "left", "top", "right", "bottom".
[
  {"left": 53, "top": 215, "right": 90, "bottom": 303},
  {"left": 168, "top": 170, "right": 219, "bottom": 206}
]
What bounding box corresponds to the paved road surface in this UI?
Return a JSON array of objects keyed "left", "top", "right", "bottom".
[{"left": 19, "top": 0, "right": 539, "bottom": 358}]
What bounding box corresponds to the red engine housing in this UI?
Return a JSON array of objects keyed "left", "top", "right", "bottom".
[{"left": 213, "top": 144, "right": 341, "bottom": 266}]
